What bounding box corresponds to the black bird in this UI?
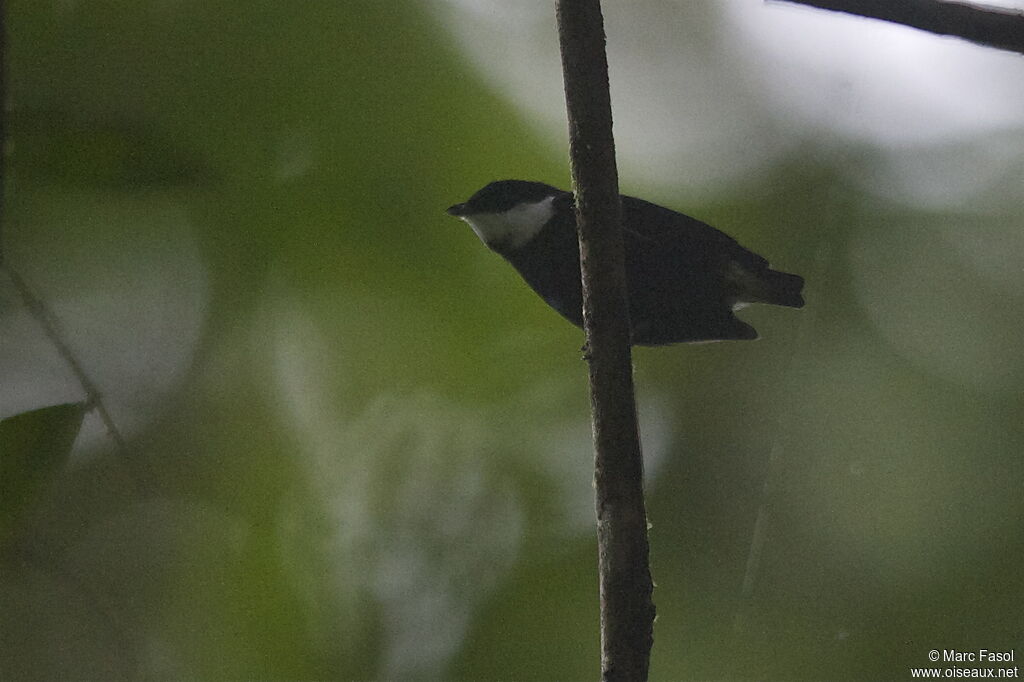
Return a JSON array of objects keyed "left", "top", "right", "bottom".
[{"left": 447, "top": 180, "right": 804, "bottom": 345}]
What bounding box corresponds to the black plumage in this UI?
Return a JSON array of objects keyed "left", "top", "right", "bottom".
[{"left": 447, "top": 180, "right": 804, "bottom": 345}]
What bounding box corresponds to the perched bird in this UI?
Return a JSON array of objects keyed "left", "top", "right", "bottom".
[{"left": 447, "top": 180, "right": 804, "bottom": 345}]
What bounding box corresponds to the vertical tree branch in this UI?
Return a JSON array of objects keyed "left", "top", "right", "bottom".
[{"left": 555, "top": 2, "right": 655, "bottom": 680}]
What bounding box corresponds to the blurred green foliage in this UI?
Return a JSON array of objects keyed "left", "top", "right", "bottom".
[
  {"left": 0, "top": 402, "right": 84, "bottom": 542},
  {"left": 1, "top": 1, "right": 1022, "bottom": 681}
]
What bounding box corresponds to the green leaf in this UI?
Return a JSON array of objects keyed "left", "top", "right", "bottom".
[{"left": 0, "top": 402, "right": 86, "bottom": 541}]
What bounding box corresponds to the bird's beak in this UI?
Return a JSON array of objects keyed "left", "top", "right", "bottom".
[{"left": 447, "top": 203, "right": 469, "bottom": 217}]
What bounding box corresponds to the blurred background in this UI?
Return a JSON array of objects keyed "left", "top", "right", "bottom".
[{"left": 1, "top": 0, "right": 1022, "bottom": 679}]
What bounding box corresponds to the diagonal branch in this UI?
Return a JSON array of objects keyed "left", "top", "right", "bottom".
[
  {"left": 772, "top": 0, "right": 1024, "bottom": 54},
  {"left": 555, "top": 1, "right": 655, "bottom": 680},
  {"left": 4, "top": 267, "right": 154, "bottom": 493}
]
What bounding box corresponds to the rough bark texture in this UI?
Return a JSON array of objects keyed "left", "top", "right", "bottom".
[
  {"left": 775, "top": 0, "right": 1024, "bottom": 54},
  {"left": 555, "top": 2, "right": 655, "bottom": 680}
]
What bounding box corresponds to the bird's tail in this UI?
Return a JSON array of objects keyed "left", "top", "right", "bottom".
[
  {"left": 753, "top": 268, "right": 805, "bottom": 308},
  {"left": 729, "top": 262, "right": 804, "bottom": 309},
  {"left": 726, "top": 261, "right": 805, "bottom": 308}
]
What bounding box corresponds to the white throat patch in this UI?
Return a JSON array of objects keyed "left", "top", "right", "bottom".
[{"left": 459, "top": 196, "right": 556, "bottom": 250}]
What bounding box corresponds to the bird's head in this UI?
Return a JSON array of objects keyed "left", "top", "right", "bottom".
[{"left": 447, "top": 180, "right": 563, "bottom": 251}]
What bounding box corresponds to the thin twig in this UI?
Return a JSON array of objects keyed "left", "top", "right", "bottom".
[
  {"left": 556, "top": 1, "right": 655, "bottom": 680},
  {"left": 772, "top": 0, "right": 1024, "bottom": 54}
]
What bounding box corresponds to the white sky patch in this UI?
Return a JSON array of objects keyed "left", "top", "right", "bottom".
[
  {"left": 428, "top": 0, "right": 1024, "bottom": 197},
  {"left": 728, "top": 1, "right": 1024, "bottom": 146}
]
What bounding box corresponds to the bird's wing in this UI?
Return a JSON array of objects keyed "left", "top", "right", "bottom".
[{"left": 619, "top": 195, "right": 769, "bottom": 271}]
